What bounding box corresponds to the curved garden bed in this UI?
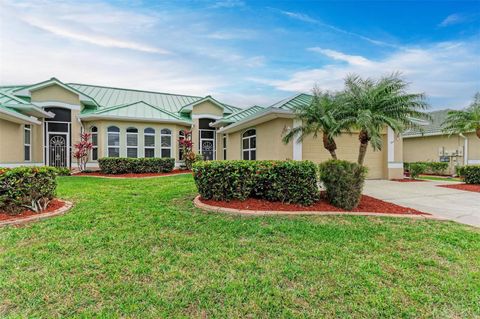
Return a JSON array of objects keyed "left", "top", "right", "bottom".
[
  {"left": 73, "top": 169, "right": 191, "bottom": 178},
  {"left": 0, "top": 199, "right": 73, "bottom": 227},
  {"left": 194, "top": 195, "right": 435, "bottom": 218}
]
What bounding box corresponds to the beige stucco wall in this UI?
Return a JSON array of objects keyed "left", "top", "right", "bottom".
[
  {"left": 191, "top": 101, "right": 224, "bottom": 117},
  {"left": 0, "top": 119, "right": 43, "bottom": 164},
  {"left": 82, "top": 121, "right": 189, "bottom": 165},
  {"left": 302, "top": 133, "right": 387, "bottom": 179},
  {"left": 31, "top": 84, "right": 80, "bottom": 105}
]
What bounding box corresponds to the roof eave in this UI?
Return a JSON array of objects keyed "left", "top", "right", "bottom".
[
  {"left": 79, "top": 114, "right": 192, "bottom": 125},
  {"left": 217, "top": 108, "right": 294, "bottom": 134},
  {"left": 0, "top": 107, "right": 41, "bottom": 125}
]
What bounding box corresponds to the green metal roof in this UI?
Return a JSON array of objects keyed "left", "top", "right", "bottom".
[
  {"left": 80, "top": 101, "right": 190, "bottom": 123},
  {"left": 403, "top": 109, "right": 452, "bottom": 137},
  {"left": 269, "top": 93, "right": 313, "bottom": 110},
  {"left": 221, "top": 105, "right": 264, "bottom": 123}
]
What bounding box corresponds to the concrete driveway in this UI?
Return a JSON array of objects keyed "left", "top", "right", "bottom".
[{"left": 364, "top": 180, "right": 480, "bottom": 227}]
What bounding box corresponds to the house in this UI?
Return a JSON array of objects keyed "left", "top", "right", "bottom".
[
  {"left": 0, "top": 78, "right": 404, "bottom": 179},
  {"left": 403, "top": 109, "right": 480, "bottom": 173}
]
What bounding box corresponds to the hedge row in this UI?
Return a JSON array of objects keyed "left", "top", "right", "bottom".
[
  {"left": 0, "top": 166, "right": 57, "bottom": 214},
  {"left": 98, "top": 157, "right": 175, "bottom": 174},
  {"left": 193, "top": 160, "right": 367, "bottom": 209},
  {"left": 193, "top": 160, "right": 319, "bottom": 206},
  {"left": 404, "top": 162, "right": 449, "bottom": 175},
  {"left": 463, "top": 165, "right": 480, "bottom": 184}
]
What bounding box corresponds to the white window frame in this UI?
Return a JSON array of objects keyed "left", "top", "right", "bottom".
[
  {"left": 144, "top": 127, "right": 155, "bottom": 158},
  {"left": 90, "top": 126, "right": 98, "bottom": 161},
  {"left": 107, "top": 126, "right": 120, "bottom": 158},
  {"left": 223, "top": 134, "right": 227, "bottom": 160},
  {"left": 178, "top": 130, "right": 185, "bottom": 160},
  {"left": 242, "top": 129, "right": 256, "bottom": 160},
  {"left": 160, "top": 128, "right": 172, "bottom": 158},
  {"left": 126, "top": 127, "right": 138, "bottom": 158},
  {"left": 24, "top": 124, "right": 31, "bottom": 162}
]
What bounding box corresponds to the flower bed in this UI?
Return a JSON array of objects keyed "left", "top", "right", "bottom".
[
  {"left": 74, "top": 169, "right": 191, "bottom": 178},
  {"left": 199, "top": 194, "right": 428, "bottom": 215},
  {"left": 0, "top": 199, "right": 71, "bottom": 225},
  {"left": 438, "top": 184, "right": 480, "bottom": 193}
]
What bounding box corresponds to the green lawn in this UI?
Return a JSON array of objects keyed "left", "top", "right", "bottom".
[
  {"left": 1, "top": 175, "right": 479, "bottom": 318},
  {"left": 419, "top": 175, "right": 463, "bottom": 182}
]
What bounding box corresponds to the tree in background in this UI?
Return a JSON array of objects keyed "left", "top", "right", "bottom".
[{"left": 442, "top": 92, "right": 480, "bottom": 140}]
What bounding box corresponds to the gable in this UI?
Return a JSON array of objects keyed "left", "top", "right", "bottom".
[
  {"left": 31, "top": 84, "right": 80, "bottom": 105},
  {"left": 191, "top": 100, "right": 224, "bottom": 117}
]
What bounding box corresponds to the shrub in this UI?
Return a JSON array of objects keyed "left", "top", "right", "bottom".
[
  {"left": 0, "top": 166, "right": 57, "bottom": 214},
  {"left": 55, "top": 167, "right": 71, "bottom": 176},
  {"left": 409, "top": 163, "right": 427, "bottom": 179},
  {"left": 455, "top": 165, "right": 466, "bottom": 177},
  {"left": 319, "top": 160, "right": 367, "bottom": 210},
  {"left": 192, "top": 160, "right": 319, "bottom": 205},
  {"left": 98, "top": 157, "right": 175, "bottom": 174},
  {"left": 405, "top": 162, "right": 449, "bottom": 175},
  {"left": 463, "top": 165, "right": 480, "bottom": 184}
]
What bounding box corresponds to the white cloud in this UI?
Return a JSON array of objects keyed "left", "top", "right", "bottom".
[
  {"left": 211, "top": 0, "right": 245, "bottom": 8},
  {"left": 206, "top": 29, "right": 256, "bottom": 40},
  {"left": 259, "top": 42, "right": 480, "bottom": 108},
  {"left": 439, "top": 13, "right": 466, "bottom": 27}
]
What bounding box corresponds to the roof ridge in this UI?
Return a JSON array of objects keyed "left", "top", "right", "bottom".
[
  {"left": 224, "top": 105, "right": 263, "bottom": 119},
  {"left": 68, "top": 82, "right": 204, "bottom": 99},
  {"left": 94, "top": 100, "right": 183, "bottom": 120}
]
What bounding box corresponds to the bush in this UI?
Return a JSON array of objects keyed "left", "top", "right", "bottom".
[
  {"left": 55, "top": 167, "right": 71, "bottom": 176},
  {"left": 192, "top": 160, "right": 319, "bottom": 205},
  {"left": 463, "top": 165, "right": 480, "bottom": 184},
  {"left": 455, "top": 165, "right": 466, "bottom": 177},
  {"left": 409, "top": 163, "right": 427, "bottom": 179},
  {"left": 0, "top": 166, "right": 57, "bottom": 214},
  {"left": 319, "top": 160, "right": 367, "bottom": 210},
  {"left": 98, "top": 157, "right": 175, "bottom": 174},
  {"left": 405, "top": 162, "right": 449, "bottom": 175}
]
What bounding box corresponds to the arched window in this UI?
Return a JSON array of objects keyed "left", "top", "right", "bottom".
[
  {"left": 107, "top": 126, "right": 120, "bottom": 157},
  {"left": 90, "top": 126, "right": 98, "bottom": 160},
  {"left": 242, "top": 129, "right": 256, "bottom": 160},
  {"left": 126, "top": 127, "right": 138, "bottom": 158},
  {"left": 178, "top": 130, "right": 185, "bottom": 160},
  {"left": 144, "top": 127, "right": 155, "bottom": 158},
  {"left": 160, "top": 128, "right": 172, "bottom": 158}
]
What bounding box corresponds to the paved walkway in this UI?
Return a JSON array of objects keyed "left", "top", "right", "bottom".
[{"left": 364, "top": 180, "right": 480, "bottom": 227}]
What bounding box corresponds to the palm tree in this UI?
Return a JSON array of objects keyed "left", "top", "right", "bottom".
[
  {"left": 442, "top": 92, "right": 480, "bottom": 139},
  {"left": 283, "top": 88, "right": 346, "bottom": 159},
  {"left": 341, "top": 73, "right": 429, "bottom": 165}
]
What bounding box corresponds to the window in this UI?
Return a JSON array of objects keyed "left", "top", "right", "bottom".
[
  {"left": 90, "top": 126, "right": 98, "bottom": 160},
  {"left": 223, "top": 134, "right": 227, "bottom": 160},
  {"left": 24, "top": 124, "right": 31, "bottom": 161},
  {"left": 160, "top": 128, "right": 172, "bottom": 158},
  {"left": 144, "top": 127, "right": 155, "bottom": 158},
  {"left": 178, "top": 130, "right": 185, "bottom": 160},
  {"left": 126, "top": 127, "right": 138, "bottom": 158},
  {"left": 242, "top": 129, "right": 256, "bottom": 160},
  {"left": 107, "top": 126, "right": 120, "bottom": 157}
]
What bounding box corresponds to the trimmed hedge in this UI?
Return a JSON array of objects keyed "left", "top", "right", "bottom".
[
  {"left": 319, "top": 160, "right": 367, "bottom": 210},
  {"left": 409, "top": 163, "right": 427, "bottom": 180},
  {"left": 193, "top": 160, "right": 319, "bottom": 205},
  {"left": 98, "top": 157, "right": 175, "bottom": 174},
  {"left": 405, "top": 162, "right": 449, "bottom": 175},
  {"left": 463, "top": 165, "right": 480, "bottom": 184},
  {"left": 0, "top": 166, "right": 57, "bottom": 214}
]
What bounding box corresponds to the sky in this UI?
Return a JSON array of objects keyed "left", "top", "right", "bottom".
[{"left": 0, "top": 0, "right": 479, "bottom": 109}]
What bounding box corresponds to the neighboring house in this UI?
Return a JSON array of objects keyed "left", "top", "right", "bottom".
[
  {"left": 403, "top": 109, "right": 480, "bottom": 172},
  {"left": 0, "top": 78, "right": 403, "bottom": 179}
]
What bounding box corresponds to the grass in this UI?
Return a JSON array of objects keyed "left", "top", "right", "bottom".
[
  {"left": 1, "top": 175, "right": 479, "bottom": 318},
  {"left": 419, "top": 175, "right": 463, "bottom": 182}
]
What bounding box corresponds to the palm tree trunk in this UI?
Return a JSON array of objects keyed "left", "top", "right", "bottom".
[
  {"left": 323, "top": 132, "right": 337, "bottom": 159},
  {"left": 476, "top": 127, "right": 480, "bottom": 139},
  {"left": 357, "top": 130, "right": 369, "bottom": 165}
]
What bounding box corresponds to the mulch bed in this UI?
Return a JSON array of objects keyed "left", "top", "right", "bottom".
[
  {"left": 74, "top": 169, "right": 191, "bottom": 178},
  {"left": 0, "top": 199, "right": 65, "bottom": 222},
  {"left": 200, "top": 195, "right": 429, "bottom": 215},
  {"left": 391, "top": 179, "right": 425, "bottom": 183},
  {"left": 438, "top": 183, "right": 480, "bottom": 193}
]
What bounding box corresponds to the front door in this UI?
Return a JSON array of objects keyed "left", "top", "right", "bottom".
[
  {"left": 49, "top": 134, "right": 68, "bottom": 167},
  {"left": 201, "top": 139, "right": 215, "bottom": 160}
]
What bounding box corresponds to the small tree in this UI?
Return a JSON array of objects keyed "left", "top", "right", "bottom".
[
  {"left": 73, "top": 132, "right": 93, "bottom": 171},
  {"left": 442, "top": 92, "right": 480, "bottom": 140},
  {"left": 179, "top": 130, "right": 197, "bottom": 169}
]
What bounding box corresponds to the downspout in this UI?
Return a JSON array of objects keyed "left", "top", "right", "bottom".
[{"left": 459, "top": 133, "right": 468, "bottom": 166}]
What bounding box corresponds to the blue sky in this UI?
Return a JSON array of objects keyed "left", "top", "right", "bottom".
[{"left": 1, "top": 0, "right": 479, "bottom": 109}]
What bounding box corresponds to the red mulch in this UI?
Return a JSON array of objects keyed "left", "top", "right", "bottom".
[
  {"left": 438, "top": 183, "right": 480, "bottom": 193},
  {"left": 391, "top": 179, "right": 425, "bottom": 183},
  {"left": 0, "top": 199, "right": 65, "bottom": 222},
  {"left": 200, "top": 195, "right": 429, "bottom": 215},
  {"left": 74, "top": 169, "right": 191, "bottom": 178}
]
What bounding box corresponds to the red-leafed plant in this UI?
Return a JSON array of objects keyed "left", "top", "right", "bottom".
[
  {"left": 73, "top": 132, "right": 93, "bottom": 171},
  {"left": 179, "top": 130, "right": 200, "bottom": 169}
]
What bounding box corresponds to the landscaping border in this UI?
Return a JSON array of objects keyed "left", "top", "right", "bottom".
[
  {"left": 0, "top": 200, "right": 73, "bottom": 227},
  {"left": 193, "top": 196, "right": 445, "bottom": 220},
  {"left": 72, "top": 171, "right": 192, "bottom": 179}
]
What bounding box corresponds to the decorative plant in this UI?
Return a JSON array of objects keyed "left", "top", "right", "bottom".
[
  {"left": 73, "top": 132, "right": 93, "bottom": 171},
  {"left": 179, "top": 130, "right": 198, "bottom": 170}
]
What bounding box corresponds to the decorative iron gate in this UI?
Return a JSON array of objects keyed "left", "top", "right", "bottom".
[{"left": 49, "top": 135, "right": 67, "bottom": 167}]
